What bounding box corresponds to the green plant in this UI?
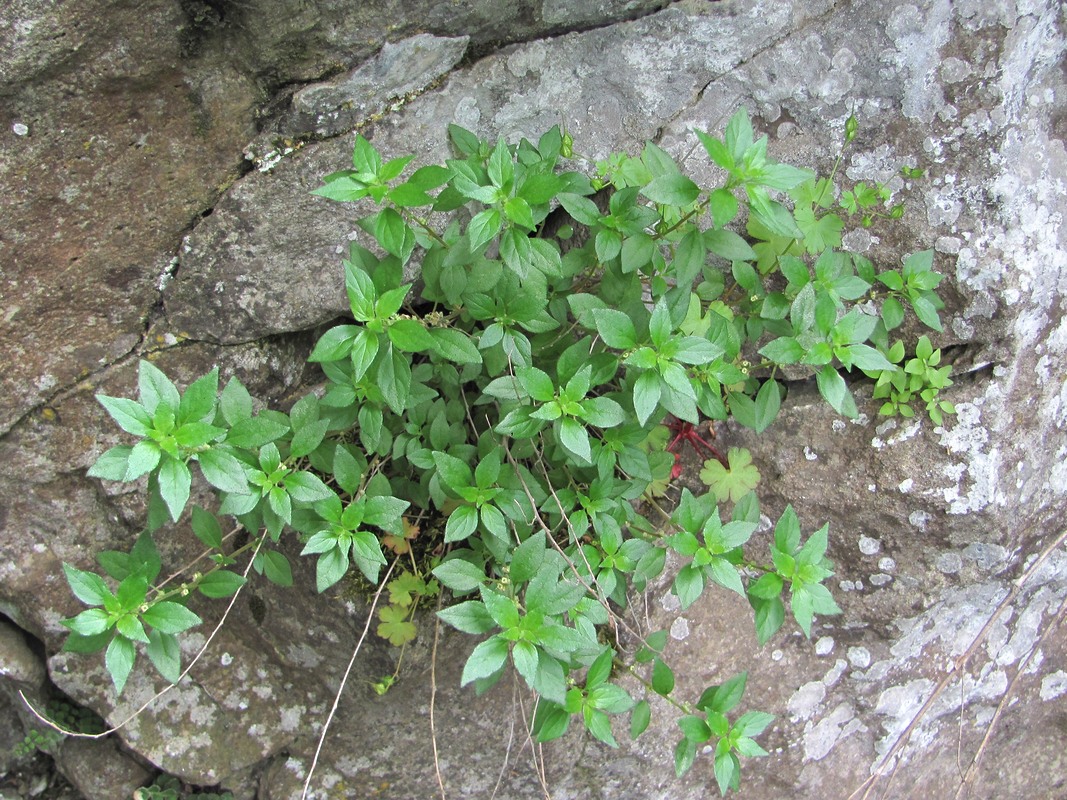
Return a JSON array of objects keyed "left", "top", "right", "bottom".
[
  {"left": 133, "top": 775, "right": 233, "bottom": 800},
  {"left": 866, "top": 334, "right": 956, "bottom": 424},
  {"left": 60, "top": 109, "right": 949, "bottom": 795},
  {"left": 12, "top": 699, "right": 104, "bottom": 759}
]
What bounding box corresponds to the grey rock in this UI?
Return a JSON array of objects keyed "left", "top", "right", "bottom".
[
  {"left": 0, "top": 0, "right": 1065, "bottom": 798},
  {"left": 290, "top": 34, "right": 470, "bottom": 138},
  {"left": 167, "top": 3, "right": 829, "bottom": 344},
  {"left": 54, "top": 736, "right": 153, "bottom": 800},
  {"left": 0, "top": 618, "right": 46, "bottom": 690}
]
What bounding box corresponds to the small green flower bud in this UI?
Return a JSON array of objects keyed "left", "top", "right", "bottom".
[
  {"left": 845, "top": 114, "right": 858, "bottom": 143},
  {"left": 561, "top": 132, "right": 574, "bottom": 159}
]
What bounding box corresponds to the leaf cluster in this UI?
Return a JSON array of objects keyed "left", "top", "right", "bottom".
[{"left": 63, "top": 110, "right": 953, "bottom": 793}]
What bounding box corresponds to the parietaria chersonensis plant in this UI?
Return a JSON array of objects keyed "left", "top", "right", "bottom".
[{"left": 56, "top": 109, "right": 952, "bottom": 796}]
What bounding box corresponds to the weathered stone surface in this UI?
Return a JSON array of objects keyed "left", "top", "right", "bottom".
[
  {"left": 1, "top": 0, "right": 1065, "bottom": 798},
  {"left": 290, "top": 34, "right": 471, "bottom": 139},
  {"left": 53, "top": 737, "right": 153, "bottom": 800},
  {"left": 167, "top": 3, "right": 831, "bottom": 344},
  {"left": 0, "top": 619, "right": 46, "bottom": 691}
]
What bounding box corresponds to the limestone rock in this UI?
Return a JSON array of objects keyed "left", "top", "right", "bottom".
[
  {"left": 53, "top": 737, "right": 153, "bottom": 800},
  {"left": 290, "top": 34, "right": 471, "bottom": 139},
  {"left": 0, "top": 0, "right": 1064, "bottom": 798}
]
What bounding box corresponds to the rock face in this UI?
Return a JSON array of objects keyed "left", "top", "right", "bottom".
[{"left": 1, "top": 1, "right": 1065, "bottom": 799}]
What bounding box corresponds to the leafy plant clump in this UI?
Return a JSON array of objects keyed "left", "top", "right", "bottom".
[{"left": 61, "top": 109, "right": 949, "bottom": 795}]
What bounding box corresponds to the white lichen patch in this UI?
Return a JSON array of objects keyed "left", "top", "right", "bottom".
[
  {"left": 908, "top": 510, "right": 932, "bottom": 530},
  {"left": 803, "top": 702, "right": 864, "bottom": 761},
  {"left": 1039, "top": 670, "right": 1067, "bottom": 701},
  {"left": 787, "top": 680, "right": 826, "bottom": 721},
  {"left": 935, "top": 551, "right": 963, "bottom": 574},
  {"left": 859, "top": 535, "right": 881, "bottom": 556},
  {"left": 848, "top": 646, "right": 872, "bottom": 669},
  {"left": 815, "top": 636, "right": 835, "bottom": 656},
  {"left": 670, "top": 616, "right": 690, "bottom": 640},
  {"left": 873, "top": 678, "right": 935, "bottom": 755}
]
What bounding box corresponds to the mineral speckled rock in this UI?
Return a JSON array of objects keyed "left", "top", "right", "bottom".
[
  {"left": 0, "top": 0, "right": 1065, "bottom": 798},
  {"left": 290, "top": 34, "right": 471, "bottom": 139}
]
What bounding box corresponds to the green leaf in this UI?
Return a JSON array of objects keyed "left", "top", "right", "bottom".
[
  {"left": 674, "top": 737, "right": 697, "bottom": 778},
  {"left": 350, "top": 329, "right": 380, "bottom": 380},
  {"left": 445, "top": 505, "right": 479, "bottom": 542},
  {"left": 699, "top": 448, "right": 760, "bottom": 503},
  {"left": 377, "top": 605, "right": 417, "bottom": 646},
  {"left": 87, "top": 445, "right": 134, "bottom": 481},
  {"left": 283, "top": 470, "right": 333, "bottom": 503},
  {"left": 106, "top": 635, "right": 137, "bottom": 694},
  {"left": 448, "top": 124, "right": 482, "bottom": 156},
  {"left": 350, "top": 134, "right": 382, "bottom": 174},
  {"left": 178, "top": 369, "right": 219, "bottom": 424},
  {"left": 595, "top": 229, "right": 622, "bottom": 263},
  {"left": 724, "top": 108, "right": 754, "bottom": 161},
  {"left": 697, "top": 130, "right": 733, "bottom": 171},
  {"left": 735, "top": 710, "right": 775, "bottom": 738},
  {"left": 146, "top": 629, "right": 181, "bottom": 684},
  {"left": 63, "top": 565, "right": 112, "bottom": 607},
  {"left": 558, "top": 418, "right": 591, "bottom": 463},
  {"left": 579, "top": 397, "right": 626, "bottom": 428},
  {"left": 197, "top": 571, "right": 247, "bottom": 599},
  {"left": 753, "top": 379, "right": 781, "bottom": 434},
  {"left": 590, "top": 309, "right": 637, "bottom": 350},
  {"left": 375, "top": 208, "right": 412, "bottom": 260},
  {"left": 433, "top": 559, "right": 487, "bottom": 593},
  {"left": 752, "top": 597, "right": 786, "bottom": 645},
  {"left": 315, "top": 546, "right": 349, "bottom": 593},
  {"left": 632, "top": 370, "right": 662, "bottom": 426},
  {"left": 815, "top": 366, "right": 858, "bottom": 418},
  {"left": 311, "top": 174, "right": 369, "bottom": 202},
  {"left": 468, "top": 208, "right": 502, "bottom": 252},
  {"left": 911, "top": 294, "right": 943, "bottom": 331},
  {"left": 220, "top": 377, "right": 253, "bottom": 425},
  {"left": 433, "top": 451, "right": 473, "bottom": 491},
  {"left": 621, "top": 233, "right": 655, "bottom": 274},
  {"left": 62, "top": 608, "right": 112, "bottom": 637},
  {"left": 672, "top": 228, "right": 707, "bottom": 286},
  {"left": 226, "top": 416, "right": 290, "bottom": 449},
  {"left": 557, "top": 193, "right": 602, "bottom": 226},
  {"left": 791, "top": 585, "right": 816, "bottom": 637},
  {"left": 309, "top": 325, "right": 360, "bottom": 362},
  {"left": 197, "top": 448, "right": 249, "bottom": 494},
  {"left": 714, "top": 749, "right": 740, "bottom": 797},
  {"left": 138, "top": 360, "right": 180, "bottom": 415},
  {"left": 142, "top": 601, "right": 201, "bottom": 634},
  {"left": 673, "top": 563, "right": 705, "bottom": 609},
  {"left": 461, "top": 636, "right": 509, "bottom": 685},
  {"left": 430, "top": 328, "right": 483, "bottom": 364},
  {"left": 652, "top": 657, "right": 675, "bottom": 696},
  {"left": 289, "top": 418, "right": 330, "bottom": 459},
  {"left": 510, "top": 531, "right": 546, "bottom": 585},
  {"left": 191, "top": 506, "right": 224, "bottom": 549},
  {"left": 158, "top": 456, "right": 191, "bottom": 522},
  {"left": 96, "top": 396, "right": 152, "bottom": 437},
  {"left": 704, "top": 229, "right": 757, "bottom": 262},
  {"left": 437, "top": 600, "right": 495, "bottom": 634},
  {"left": 258, "top": 550, "right": 293, "bottom": 587},
  {"left": 640, "top": 174, "right": 699, "bottom": 208},
  {"left": 388, "top": 319, "right": 435, "bottom": 352},
  {"left": 701, "top": 672, "right": 747, "bottom": 714},
  {"left": 707, "top": 188, "right": 739, "bottom": 228},
  {"left": 678, "top": 714, "right": 712, "bottom": 743},
  {"left": 631, "top": 700, "right": 652, "bottom": 739},
  {"left": 759, "top": 336, "right": 805, "bottom": 365},
  {"left": 517, "top": 367, "right": 556, "bottom": 403}
]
